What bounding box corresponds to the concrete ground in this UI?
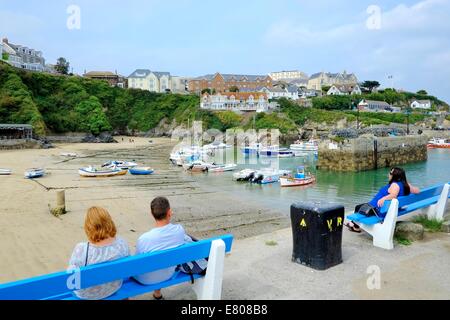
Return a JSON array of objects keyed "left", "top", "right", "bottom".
[{"left": 135, "top": 226, "right": 450, "bottom": 300}]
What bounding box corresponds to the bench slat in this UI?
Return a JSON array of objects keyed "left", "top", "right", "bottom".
[
  {"left": 0, "top": 235, "right": 233, "bottom": 300},
  {"left": 399, "top": 195, "right": 440, "bottom": 215}
]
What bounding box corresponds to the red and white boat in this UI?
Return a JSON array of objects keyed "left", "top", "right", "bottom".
[
  {"left": 280, "top": 166, "right": 316, "bottom": 188},
  {"left": 427, "top": 138, "right": 450, "bottom": 149}
]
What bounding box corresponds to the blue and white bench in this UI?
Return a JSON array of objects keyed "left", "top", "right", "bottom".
[
  {"left": 347, "top": 183, "right": 450, "bottom": 250},
  {"left": 0, "top": 235, "right": 233, "bottom": 300}
]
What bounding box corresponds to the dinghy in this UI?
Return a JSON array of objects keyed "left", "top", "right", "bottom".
[
  {"left": 79, "top": 166, "right": 127, "bottom": 178},
  {"left": 280, "top": 166, "right": 316, "bottom": 187},
  {"left": 183, "top": 161, "right": 214, "bottom": 173},
  {"left": 129, "top": 167, "right": 154, "bottom": 175},
  {"left": 102, "top": 161, "right": 138, "bottom": 169},
  {"left": 251, "top": 169, "right": 291, "bottom": 184},
  {"left": 208, "top": 164, "right": 237, "bottom": 173},
  {"left": 233, "top": 169, "right": 256, "bottom": 181},
  {"left": 24, "top": 168, "right": 45, "bottom": 179},
  {"left": 0, "top": 169, "right": 12, "bottom": 175}
]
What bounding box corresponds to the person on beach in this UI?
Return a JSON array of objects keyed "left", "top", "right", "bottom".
[
  {"left": 134, "top": 197, "right": 204, "bottom": 300},
  {"left": 345, "top": 167, "right": 420, "bottom": 233},
  {"left": 68, "top": 207, "right": 130, "bottom": 300}
]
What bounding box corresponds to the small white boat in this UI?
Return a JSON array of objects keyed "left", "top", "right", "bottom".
[
  {"left": 280, "top": 166, "right": 316, "bottom": 187},
  {"left": 183, "top": 161, "right": 214, "bottom": 172},
  {"left": 251, "top": 169, "right": 291, "bottom": 184},
  {"left": 60, "top": 152, "right": 77, "bottom": 157},
  {"left": 102, "top": 161, "right": 138, "bottom": 169},
  {"left": 79, "top": 166, "right": 128, "bottom": 178},
  {"left": 233, "top": 169, "right": 256, "bottom": 181},
  {"left": 0, "top": 169, "right": 12, "bottom": 175},
  {"left": 290, "top": 140, "right": 319, "bottom": 152},
  {"left": 427, "top": 138, "right": 450, "bottom": 149},
  {"left": 25, "top": 168, "right": 45, "bottom": 179},
  {"left": 208, "top": 164, "right": 238, "bottom": 173}
]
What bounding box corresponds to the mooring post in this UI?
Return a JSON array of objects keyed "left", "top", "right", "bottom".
[
  {"left": 374, "top": 139, "right": 378, "bottom": 170},
  {"left": 56, "top": 190, "right": 65, "bottom": 208}
]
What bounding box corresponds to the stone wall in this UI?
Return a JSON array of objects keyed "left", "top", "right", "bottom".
[
  {"left": 0, "top": 139, "right": 41, "bottom": 150},
  {"left": 317, "top": 135, "right": 428, "bottom": 172}
]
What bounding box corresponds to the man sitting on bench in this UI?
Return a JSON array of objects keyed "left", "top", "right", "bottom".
[
  {"left": 346, "top": 167, "right": 420, "bottom": 233},
  {"left": 134, "top": 197, "right": 206, "bottom": 300}
]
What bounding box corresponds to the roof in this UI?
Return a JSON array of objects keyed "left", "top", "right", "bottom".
[
  {"left": 152, "top": 72, "right": 171, "bottom": 78},
  {"left": 309, "top": 72, "right": 357, "bottom": 80},
  {"left": 359, "top": 100, "right": 391, "bottom": 107},
  {"left": 286, "top": 85, "right": 299, "bottom": 93},
  {"left": 193, "top": 73, "right": 271, "bottom": 82},
  {"left": 0, "top": 124, "right": 33, "bottom": 129},
  {"left": 411, "top": 99, "right": 431, "bottom": 104},
  {"left": 84, "top": 71, "right": 117, "bottom": 77},
  {"left": 330, "top": 84, "right": 360, "bottom": 93},
  {"left": 128, "top": 69, "right": 152, "bottom": 78}
]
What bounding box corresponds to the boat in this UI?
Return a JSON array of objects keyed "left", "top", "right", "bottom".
[
  {"left": 280, "top": 166, "right": 316, "bottom": 187},
  {"left": 60, "top": 152, "right": 77, "bottom": 157},
  {"left": 290, "top": 140, "right": 319, "bottom": 153},
  {"left": 427, "top": 138, "right": 450, "bottom": 149},
  {"left": 278, "top": 148, "right": 295, "bottom": 158},
  {"left": 79, "top": 166, "right": 128, "bottom": 177},
  {"left": 241, "top": 143, "right": 261, "bottom": 155},
  {"left": 251, "top": 169, "right": 291, "bottom": 184},
  {"left": 24, "top": 168, "right": 45, "bottom": 179},
  {"left": 102, "top": 161, "right": 138, "bottom": 169},
  {"left": 258, "top": 146, "right": 280, "bottom": 157},
  {"left": 183, "top": 161, "right": 214, "bottom": 172},
  {"left": 0, "top": 169, "right": 12, "bottom": 175},
  {"left": 208, "top": 164, "right": 238, "bottom": 173},
  {"left": 233, "top": 169, "right": 256, "bottom": 181},
  {"left": 203, "top": 142, "right": 232, "bottom": 151},
  {"left": 129, "top": 167, "right": 154, "bottom": 175}
]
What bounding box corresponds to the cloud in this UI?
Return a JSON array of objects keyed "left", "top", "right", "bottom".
[{"left": 263, "top": 0, "right": 450, "bottom": 101}]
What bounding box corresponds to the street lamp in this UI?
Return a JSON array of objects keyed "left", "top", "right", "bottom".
[{"left": 388, "top": 75, "right": 394, "bottom": 90}]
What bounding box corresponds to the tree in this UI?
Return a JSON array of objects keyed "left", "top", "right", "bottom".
[
  {"left": 201, "top": 88, "right": 212, "bottom": 95},
  {"left": 361, "top": 81, "right": 380, "bottom": 92},
  {"left": 417, "top": 89, "right": 428, "bottom": 95},
  {"left": 228, "top": 86, "right": 239, "bottom": 93},
  {"left": 322, "top": 85, "right": 332, "bottom": 94},
  {"left": 75, "top": 96, "right": 111, "bottom": 135},
  {"left": 55, "top": 57, "right": 70, "bottom": 75},
  {"left": 2, "top": 52, "right": 9, "bottom": 61}
]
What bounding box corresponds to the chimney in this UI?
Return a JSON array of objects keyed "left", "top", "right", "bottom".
[{"left": 2, "top": 38, "right": 8, "bottom": 44}]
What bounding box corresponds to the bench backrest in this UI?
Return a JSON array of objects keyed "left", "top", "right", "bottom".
[
  {"left": 378, "top": 184, "right": 444, "bottom": 216},
  {"left": 0, "top": 234, "right": 233, "bottom": 300}
]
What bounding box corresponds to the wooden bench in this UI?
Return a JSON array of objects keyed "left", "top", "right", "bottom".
[
  {"left": 0, "top": 235, "right": 233, "bottom": 300},
  {"left": 347, "top": 183, "right": 450, "bottom": 250}
]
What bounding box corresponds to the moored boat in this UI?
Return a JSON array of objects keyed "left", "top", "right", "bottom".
[
  {"left": 24, "top": 168, "right": 45, "bottom": 179},
  {"left": 0, "top": 169, "right": 12, "bottom": 175},
  {"left": 208, "top": 164, "right": 238, "bottom": 173},
  {"left": 183, "top": 161, "right": 214, "bottom": 172},
  {"left": 129, "top": 167, "right": 154, "bottom": 175},
  {"left": 102, "top": 161, "right": 138, "bottom": 169},
  {"left": 280, "top": 166, "right": 316, "bottom": 187},
  {"left": 251, "top": 169, "right": 290, "bottom": 184},
  {"left": 233, "top": 169, "right": 256, "bottom": 181},
  {"left": 290, "top": 140, "right": 319, "bottom": 152},
  {"left": 79, "top": 166, "right": 127, "bottom": 177},
  {"left": 427, "top": 138, "right": 450, "bottom": 149}
]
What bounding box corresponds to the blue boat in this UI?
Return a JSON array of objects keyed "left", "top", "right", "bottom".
[{"left": 129, "top": 167, "right": 154, "bottom": 175}]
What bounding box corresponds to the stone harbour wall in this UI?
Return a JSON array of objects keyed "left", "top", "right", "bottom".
[{"left": 317, "top": 135, "right": 428, "bottom": 172}]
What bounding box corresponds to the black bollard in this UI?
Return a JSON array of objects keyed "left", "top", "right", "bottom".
[{"left": 291, "top": 201, "right": 345, "bottom": 270}]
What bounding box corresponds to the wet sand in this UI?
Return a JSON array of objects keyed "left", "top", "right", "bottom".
[{"left": 0, "top": 137, "right": 288, "bottom": 283}]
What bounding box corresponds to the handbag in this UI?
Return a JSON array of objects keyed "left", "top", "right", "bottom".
[{"left": 355, "top": 203, "right": 379, "bottom": 218}]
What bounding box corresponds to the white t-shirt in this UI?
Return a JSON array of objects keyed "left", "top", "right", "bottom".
[{"left": 134, "top": 223, "right": 192, "bottom": 285}]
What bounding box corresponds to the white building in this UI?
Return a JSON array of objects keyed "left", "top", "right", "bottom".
[
  {"left": 269, "top": 70, "right": 308, "bottom": 82},
  {"left": 260, "top": 85, "right": 299, "bottom": 100},
  {"left": 308, "top": 71, "right": 358, "bottom": 90},
  {"left": 358, "top": 99, "right": 399, "bottom": 113},
  {"left": 128, "top": 69, "right": 188, "bottom": 93},
  {"left": 1, "top": 38, "right": 52, "bottom": 72},
  {"left": 327, "top": 84, "right": 362, "bottom": 96},
  {"left": 200, "top": 92, "right": 276, "bottom": 113},
  {"left": 410, "top": 100, "right": 431, "bottom": 109}
]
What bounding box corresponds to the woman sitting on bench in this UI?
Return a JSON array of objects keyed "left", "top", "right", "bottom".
[
  {"left": 68, "top": 207, "right": 130, "bottom": 300},
  {"left": 346, "top": 167, "right": 420, "bottom": 233}
]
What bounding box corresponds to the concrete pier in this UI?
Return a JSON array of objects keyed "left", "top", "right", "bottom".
[{"left": 317, "top": 135, "right": 428, "bottom": 172}]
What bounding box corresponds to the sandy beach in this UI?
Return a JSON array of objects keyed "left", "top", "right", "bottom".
[
  {"left": 0, "top": 137, "right": 449, "bottom": 300},
  {"left": 0, "top": 137, "right": 288, "bottom": 284}
]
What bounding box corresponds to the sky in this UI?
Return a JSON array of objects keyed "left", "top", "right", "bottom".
[{"left": 0, "top": 0, "right": 449, "bottom": 102}]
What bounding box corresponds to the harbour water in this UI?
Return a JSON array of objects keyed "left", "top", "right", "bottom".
[{"left": 187, "top": 148, "right": 450, "bottom": 214}]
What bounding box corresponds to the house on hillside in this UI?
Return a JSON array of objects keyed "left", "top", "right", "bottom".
[
  {"left": 410, "top": 99, "right": 432, "bottom": 109},
  {"left": 327, "top": 84, "right": 362, "bottom": 95},
  {"left": 358, "top": 99, "right": 400, "bottom": 113},
  {"left": 200, "top": 92, "right": 276, "bottom": 113}
]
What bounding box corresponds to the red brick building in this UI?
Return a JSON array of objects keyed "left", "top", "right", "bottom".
[{"left": 188, "top": 72, "right": 273, "bottom": 94}]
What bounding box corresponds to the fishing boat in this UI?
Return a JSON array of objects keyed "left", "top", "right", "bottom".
[
  {"left": 251, "top": 169, "right": 291, "bottom": 184},
  {"left": 102, "top": 160, "right": 138, "bottom": 169},
  {"left": 183, "top": 161, "right": 214, "bottom": 172},
  {"left": 427, "top": 138, "right": 450, "bottom": 149},
  {"left": 290, "top": 140, "right": 319, "bottom": 153},
  {"left": 79, "top": 166, "right": 128, "bottom": 178},
  {"left": 233, "top": 169, "right": 256, "bottom": 181},
  {"left": 129, "top": 167, "right": 154, "bottom": 175},
  {"left": 208, "top": 164, "right": 238, "bottom": 173},
  {"left": 0, "top": 169, "right": 12, "bottom": 175},
  {"left": 24, "top": 168, "right": 45, "bottom": 179},
  {"left": 280, "top": 166, "right": 316, "bottom": 187}
]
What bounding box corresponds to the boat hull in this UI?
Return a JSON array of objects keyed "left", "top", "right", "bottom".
[
  {"left": 129, "top": 167, "right": 154, "bottom": 175},
  {"left": 79, "top": 168, "right": 128, "bottom": 177},
  {"left": 0, "top": 169, "right": 12, "bottom": 175},
  {"left": 25, "top": 169, "right": 45, "bottom": 179},
  {"left": 280, "top": 176, "right": 316, "bottom": 187}
]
